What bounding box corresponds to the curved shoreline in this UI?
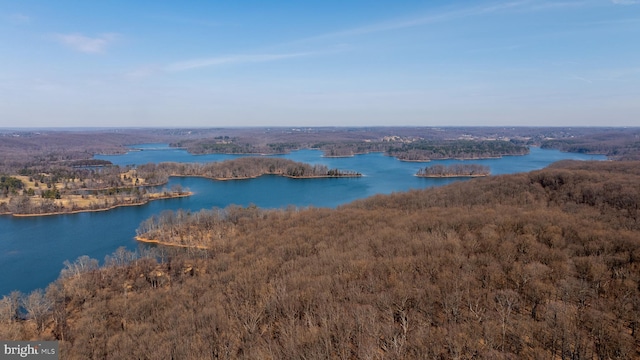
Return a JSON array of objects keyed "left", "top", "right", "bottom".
[
  {"left": 395, "top": 152, "right": 529, "bottom": 162},
  {"left": 6, "top": 192, "right": 192, "bottom": 217},
  {"left": 397, "top": 158, "right": 432, "bottom": 163},
  {"left": 415, "top": 174, "right": 488, "bottom": 178},
  {"left": 135, "top": 236, "right": 210, "bottom": 250},
  {"left": 170, "top": 173, "right": 361, "bottom": 181}
]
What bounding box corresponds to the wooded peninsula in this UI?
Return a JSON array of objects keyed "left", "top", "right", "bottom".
[
  {"left": 416, "top": 164, "right": 491, "bottom": 178},
  {"left": 0, "top": 157, "right": 359, "bottom": 216}
]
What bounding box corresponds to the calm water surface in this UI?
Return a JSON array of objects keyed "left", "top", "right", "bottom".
[{"left": 0, "top": 146, "right": 604, "bottom": 296}]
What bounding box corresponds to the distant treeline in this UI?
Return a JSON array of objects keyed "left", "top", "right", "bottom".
[
  {"left": 138, "top": 157, "right": 361, "bottom": 180},
  {"left": 388, "top": 140, "right": 529, "bottom": 161},
  {"left": 4, "top": 128, "right": 639, "bottom": 176},
  {"left": 315, "top": 141, "right": 389, "bottom": 157},
  {"left": 176, "top": 138, "right": 531, "bottom": 161},
  {"left": 66, "top": 159, "right": 112, "bottom": 167},
  {"left": 541, "top": 129, "right": 640, "bottom": 160},
  {"left": 416, "top": 163, "right": 490, "bottom": 177}
]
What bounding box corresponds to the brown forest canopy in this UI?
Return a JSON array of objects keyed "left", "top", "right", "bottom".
[
  {"left": 3, "top": 160, "right": 639, "bottom": 359},
  {"left": 541, "top": 129, "right": 640, "bottom": 160},
  {"left": 416, "top": 163, "right": 490, "bottom": 177},
  {"left": 138, "top": 157, "right": 360, "bottom": 180}
]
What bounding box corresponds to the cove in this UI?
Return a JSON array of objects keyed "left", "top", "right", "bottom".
[{"left": 0, "top": 146, "right": 604, "bottom": 296}]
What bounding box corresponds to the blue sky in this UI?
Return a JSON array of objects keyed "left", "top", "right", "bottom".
[{"left": 1, "top": 0, "right": 638, "bottom": 127}]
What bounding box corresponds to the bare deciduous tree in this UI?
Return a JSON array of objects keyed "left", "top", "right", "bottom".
[{"left": 22, "top": 289, "right": 52, "bottom": 333}]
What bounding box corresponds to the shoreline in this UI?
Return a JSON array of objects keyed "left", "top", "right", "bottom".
[
  {"left": 135, "top": 236, "right": 210, "bottom": 250},
  {"left": 281, "top": 174, "right": 361, "bottom": 179},
  {"left": 395, "top": 152, "right": 529, "bottom": 162},
  {"left": 170, "top": 173, "right": 362, "bottom": 181},
  {"left": 6, "top": 192, "right": 192, "bottom": 218},
  {"left": 397, "top": 158, "right": 432, "bottom": 163},
  {"left": 415, "top": 174, "right": 488, "bottom": 178}
]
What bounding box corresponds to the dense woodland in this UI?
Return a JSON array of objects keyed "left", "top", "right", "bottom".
[
  {"left": 177, "top": 138, "right": 530, "bottom": 161},
  {"left": 2, "top": 160, "right": 639, "bottom": 359},
  {"left": 541, "top": 128, "right": 640, "bottom": 160},
  {"left": 387, "top": 140, "right": 529, "bottom": 161},
  {"left": 416, "top": 164, "right": 490, "bottom": 177},
  {"left": 137, "top": 157, "right": 361, "bottom": 180}
]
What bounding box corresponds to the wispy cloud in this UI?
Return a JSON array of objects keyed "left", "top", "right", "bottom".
[
  {"left": 294, "top": 1, "right": 590, "bottom": 43},
  {"left": 565, "top": 67, "right": 640, "bottom": 84},
  {"left": 9, "top": 13, "right": 31, "bottom": 24},
  {"left": 587, "top": 17, "right": 640, "bottom": 25},
  {"left": 611, "top": 0, "right": 640, "bottom": 4},
  {"left": 124, "top": 65, "right": 161, "bottom": 79},
  {"left": 53, "top": 33, "right": 118, "bottom": 54},
  {"left": 148, "top": 14, "right": 221, "bottom": 27},
  {"left": 165, "top": 52, "right": 312, "bottom": 72},
  {"left": 570, "top": 75, "right": 593, "bottom": 84}
]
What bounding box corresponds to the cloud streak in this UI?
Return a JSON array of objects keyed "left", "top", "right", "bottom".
[
  {"left": 165, "top": 52, "right": 312, "bottom": 72},
  {"left": 53, "top": 33, "right": 118, "bottom": 54},
  {"left": 570, "top": 75, "right": 593, "bottom": 84},
  {"left": 293, "top": 0, "right": 591, "bottom": 43},
  {"left": 611, "top": 0, "right": 640, "bottom": 4},
  {"left": 9, "top": 13, "right": 31, "bottom": 24},
  {"left": 148, "top": 14, "right": 221, "bottom": 27}
]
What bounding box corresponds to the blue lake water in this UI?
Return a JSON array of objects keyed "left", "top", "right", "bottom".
[{"left": 0, "top": 146, "right": 604, "bottom": 296}]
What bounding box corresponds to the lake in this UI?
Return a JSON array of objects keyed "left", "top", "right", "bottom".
[{"left": 0, "top": 146, "right": 604, "bottom": 296}]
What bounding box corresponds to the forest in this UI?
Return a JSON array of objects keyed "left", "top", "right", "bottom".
[
  {"left": 541, "top": 128, "right": 640, "bottom": 160},
  {"left": 2, "top": 159, "right": 639, "bottom": 359},
  {"left": 387, "top": 140, "right": 529, "bottom": 161},
  {"left": 178, "top": 138, "right": 530, "bottom": 161},
  {"left": 136, "top": 157, "right": 361, "bottom": 180},
  {"left": 416, "top": 164, "right": 491, "bottom": 178}
]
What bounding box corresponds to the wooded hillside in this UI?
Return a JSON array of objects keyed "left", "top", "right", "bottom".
[
  {"left": 387, "top": 140, "right": 529, "bottom": 161},
  {"left": 1, "top": 160, "right": 639, "bottom": 359},
  {"left": 137, "top": 157, "right": 361, "bottom": 180},
  {"left": 541, "top": 129, "right": 640, "bottom": 160},
  {"left": 416, "top": 164, "right": 490, "bottom": 177}
]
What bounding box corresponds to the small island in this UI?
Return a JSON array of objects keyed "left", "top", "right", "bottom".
[{"left": 416, "top": 163, "right": 490, "bottom": 178}]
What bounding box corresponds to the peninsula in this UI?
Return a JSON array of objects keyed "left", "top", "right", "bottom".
[
  {"left": 0, "top": 157, "right": 360, "bottom": 216},
  {"left": 0, "top": 171, "right": 190, "bottom": 216},
  {"left": 416, "top": 163, "right": 491, "bottom": 178}
]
